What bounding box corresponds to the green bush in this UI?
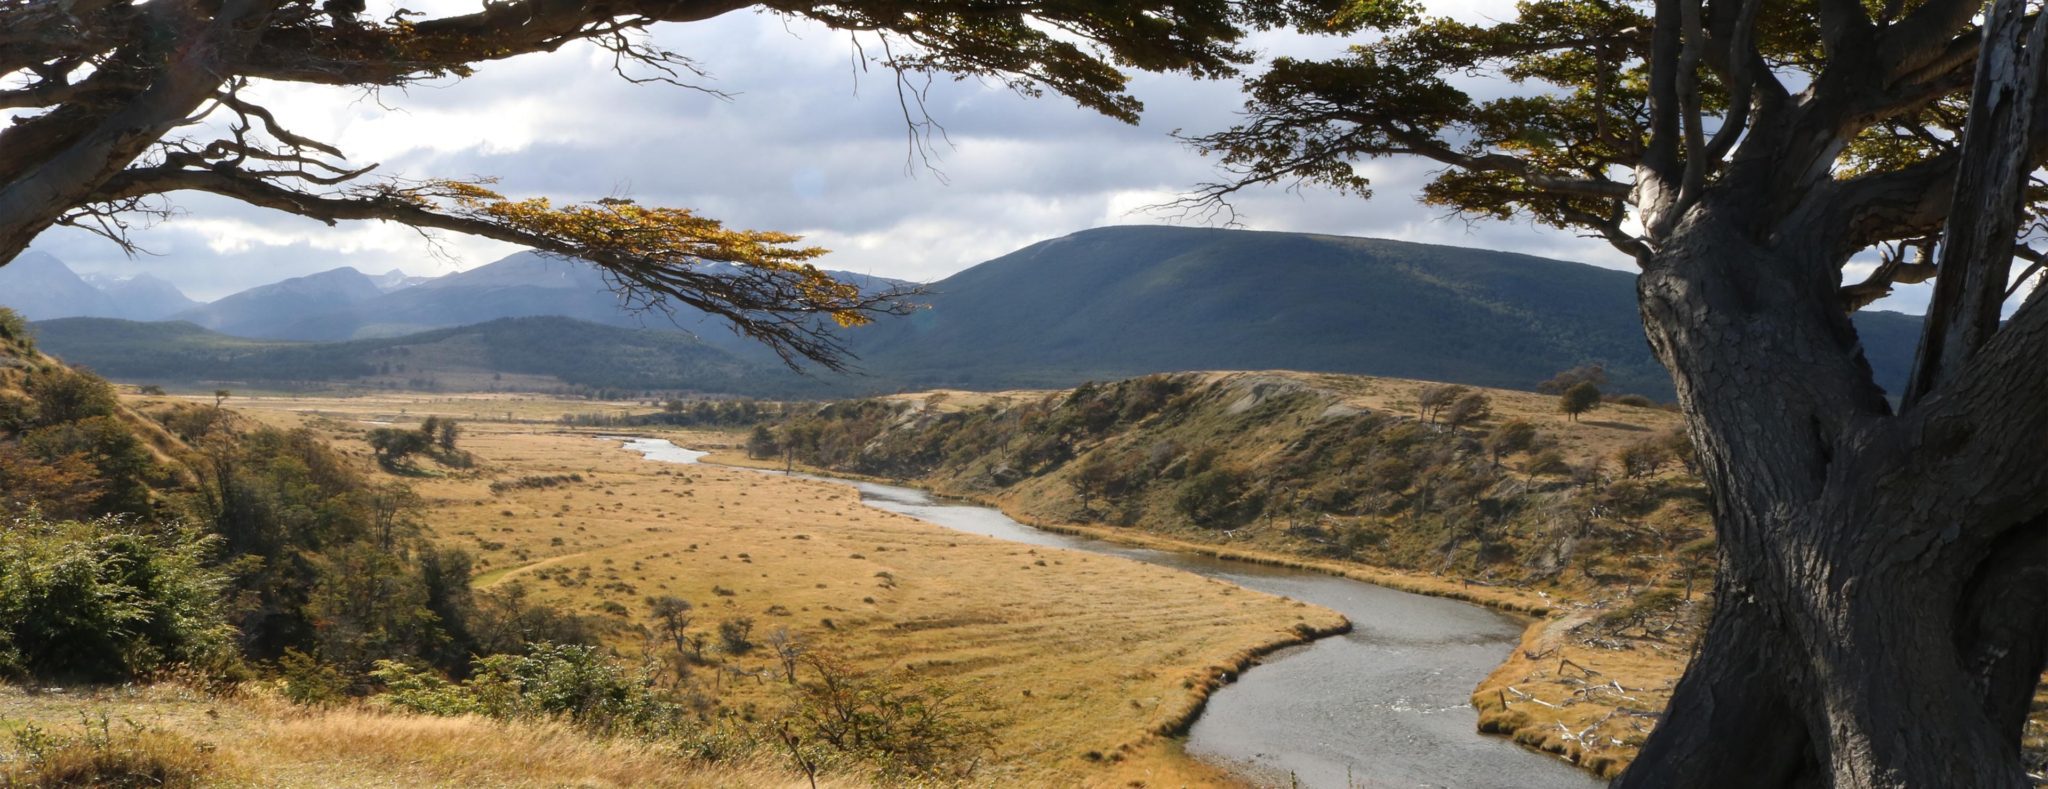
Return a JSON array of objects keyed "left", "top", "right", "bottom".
[
  {"left": 0, "top": 515, "right": 234, "bottom": 681},
  {"left": 21, "top": 365, "right": 118, "bottom": 427},
  {"left": 279, "top": 649, "right": 349, "bottom": 706},
  {"left": 376, "top": 642, "right": 683, "bottom": 738},
  {"left": 0, "top": 307, "right": 32, "bottom": 349}
]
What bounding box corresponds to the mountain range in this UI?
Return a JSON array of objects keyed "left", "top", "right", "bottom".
[
  {"left": 14, "top": 226, "right": 1927, "bottom": 399},
  {"left": 0, "top": 251, "right": 199, "bottom": 321}
]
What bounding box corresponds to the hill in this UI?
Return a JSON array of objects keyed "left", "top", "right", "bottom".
[
  {"left": 846, "top": 226, "right": 1924, "bottom": 400},
  {"left": 30, "top": 315, "right": 828, "bottom": 396}
]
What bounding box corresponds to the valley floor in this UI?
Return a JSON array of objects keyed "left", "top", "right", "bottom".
[{"left": 177, "top": 392, "right": 1348, "bottom": 786}]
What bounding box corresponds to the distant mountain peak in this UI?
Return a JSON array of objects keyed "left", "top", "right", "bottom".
[{"left": 370, "top": 268, "right": 434, "bottom": 293}]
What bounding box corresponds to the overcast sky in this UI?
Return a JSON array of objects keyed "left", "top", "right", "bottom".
[{"left": 24, "top": 3, "right": 1936, "bottom": 312}]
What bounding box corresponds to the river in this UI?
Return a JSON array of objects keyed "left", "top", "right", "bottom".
[{"left": 616, "top": 437, "right": 1598, "bottom": 789}]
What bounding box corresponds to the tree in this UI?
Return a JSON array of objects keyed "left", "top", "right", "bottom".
[
  {"left": 0, "top": 0, "right": 1378, "bottom": 370},
  {"left": 366, "top": 427, "right": 431, "bottom": 467},
  {"left": 435, "top": 420, "right": 459, "bottom": 453},
  {"left": 1537, "top": 364, "right": 1609, "bottom": 395},
  {"left": 647, "top": 595, "right": 695, "bottom": 679},
  {"left": 1442, "top": 391, "right": 1493, "bottom": 431},
  {"left": 746, "top": 424, "right": 780, "bottom": 460},
  {"left": 1070, "top": 450, "right": 1128, "bottom": 513},
  {"left": 1616, "top": 439, "right": 1672, "bottom": 480},
  {"left": 1559, "top": 382, "right": 1602, "bottom": 422},
  {"left": 1416, "top": 383, "right": 1468, "bottom": 424},
  {"left": 1185, "top": 1, "right": 2048, "bottom": 784},
  {"left": 1483, "top": 420, "right": 1538, "bottom": 467}
]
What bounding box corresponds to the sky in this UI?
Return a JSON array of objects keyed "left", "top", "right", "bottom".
[{"left": 22, "top": 3, "right": 1940, "bottom": 312}]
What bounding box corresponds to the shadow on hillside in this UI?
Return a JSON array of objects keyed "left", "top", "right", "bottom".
[{"left": 1580, "top": 420, "right": 1652, "bottom": 432}]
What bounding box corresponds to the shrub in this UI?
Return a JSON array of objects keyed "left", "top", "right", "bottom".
[
  {"left": 21, "top": 365, "right": 118, "bottom": 426},
  {"left": 2, "top": 717, "right": 219, "bottom": 789},
  {"left": 1174, "top": 467, "right": 1254, "bottom": 527},
  {"left": 0, "top": 515, "right": 233, "bottom": 682},
  {"left": 279, "top": 649, "right": 349, "bottom": 706},
  {"left": 779, "top": 650, "right": 994, "bottom": 781},
  {"left": 1525, "top": 449, "right": 1572, "bottom": 476},
  {"left": 1483, "top": 420, "right": 1538, "bottom": 465},
  {"left": 377, "top": 642, "right": 685, "bottom": 739},
  {"left": 718, "top": 617, "right": 756, "bottom": 655},
  {"left": 1616, "top": 439, "right": 1672, "bottom": 479},
  {"left": 0, "top": 307, "right": 32, "bottom": 348}
]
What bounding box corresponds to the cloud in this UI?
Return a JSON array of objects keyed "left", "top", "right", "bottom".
[{"left": 22, "top": 6, "right": 1937, "bottom": 317}]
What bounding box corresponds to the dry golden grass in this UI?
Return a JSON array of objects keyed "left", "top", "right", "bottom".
[
  {"left": 195, "top": 392, "right": 1348, "bottom": 786},
  {"left": 0, "top": 684, "right": 837, "bottom": 788}
]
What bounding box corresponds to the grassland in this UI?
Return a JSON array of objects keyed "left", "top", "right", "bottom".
[
  {"left": 79, "top": 390, "right": 1350, "bottom": 786},
  {"left": 728, "top": 371, "right": 1710, "bottom": 777},
  {"left": 0, "top": 683, "right": 858, "bottom": 788}
]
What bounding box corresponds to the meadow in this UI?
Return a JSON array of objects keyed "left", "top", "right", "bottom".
[{"left": 193, "top": 391, "right": 1348, "bottom": 786}]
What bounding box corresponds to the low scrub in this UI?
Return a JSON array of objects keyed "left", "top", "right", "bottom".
[{"left": 1, "top": 715, "right": 224, "bottom": 788}]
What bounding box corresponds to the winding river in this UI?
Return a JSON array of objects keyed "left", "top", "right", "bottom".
[{"left": 617, "top": 437, "right": 1598, "bottom": 789}]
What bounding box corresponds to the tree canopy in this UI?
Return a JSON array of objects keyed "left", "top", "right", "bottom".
[{"left": 0, "top": 0, "right": 1386, "bottom": 367}]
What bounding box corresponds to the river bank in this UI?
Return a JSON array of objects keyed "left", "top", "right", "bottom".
[
  {"left": 701, "top": 442, "right": 1675, "bottom": 780},
  {"left": 658, "top": 440, "right": 1599, "bottom": 787}
]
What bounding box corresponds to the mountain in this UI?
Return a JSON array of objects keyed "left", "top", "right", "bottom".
[
  {"left": 81, "top": 272, "right": 201, "bottom": 320},
  {"left": 370, "top": 268, "right": 434, "bottom": 292},
  {"left": 20, "top": 228, "right": 1925, "bottom": 400},
  {"left": 29, "top": 315, "right": 826, "bottom": 396},
  {"left": 254, "top": 252, "right": 911, "bottom": 366},
  {"left": 170, "top": 267, "right": 387, "bottom": 337},
  {"left": 0, "top": 251, "right": 117, "bottom": 320},
  {"left": 844, "top": 226, "right": 1924, "bottom": 400}
]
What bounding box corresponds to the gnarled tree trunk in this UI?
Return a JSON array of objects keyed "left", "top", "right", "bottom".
[{"left": 1614, "top": 207, "right": 2048, "bottom": 788}]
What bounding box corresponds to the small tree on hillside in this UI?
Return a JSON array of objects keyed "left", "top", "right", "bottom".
[
  {"left": 1443, "top": 392, "right": 1493, "bottom": 431},
  {"left": 1617, "top": 439, "right": 1673, "bottom": 479},
  {"left": 1070, "top": 451, "right": 1126, "bottom": 513},
  {"left": 1484, "top": 420, "right": 1538, "bottom": 467},
  {"left": 1416, "top": 384, "right": 1468, "bottom": 424},
  {"left": 436, "top": 420, "right": 460, "bottom": 452},
  {"left": 1537, "top": 364, "right": 1609, "bottom": 395},
  {"left": 1559, "top": 382, "right": 1602, "bottom": 422}
]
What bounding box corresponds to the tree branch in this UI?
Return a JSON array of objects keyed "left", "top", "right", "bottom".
[
  {"left": 1904, "top": 0, "right": 2047, "bottom": 407},
  {"left": 89, "top": 167, "right": 912, "bottom": 369}
]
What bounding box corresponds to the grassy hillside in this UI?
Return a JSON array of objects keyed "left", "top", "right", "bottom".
[
  {"left": 31, "top": 315, "right": 828, "bottom": 397},
  {"left": 847, "top": 226, "right": 1923, "bottom": 400},
  {"left": 750, "top": 373, "right": 2046, "bottom": 777},
  {"left": 750, "top": 372, "right": 1713, "bottom": 774}
]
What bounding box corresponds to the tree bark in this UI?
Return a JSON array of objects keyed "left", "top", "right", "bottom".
[{"left": 1614, "top": 207, "right": 2048, "bottom": 788}]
